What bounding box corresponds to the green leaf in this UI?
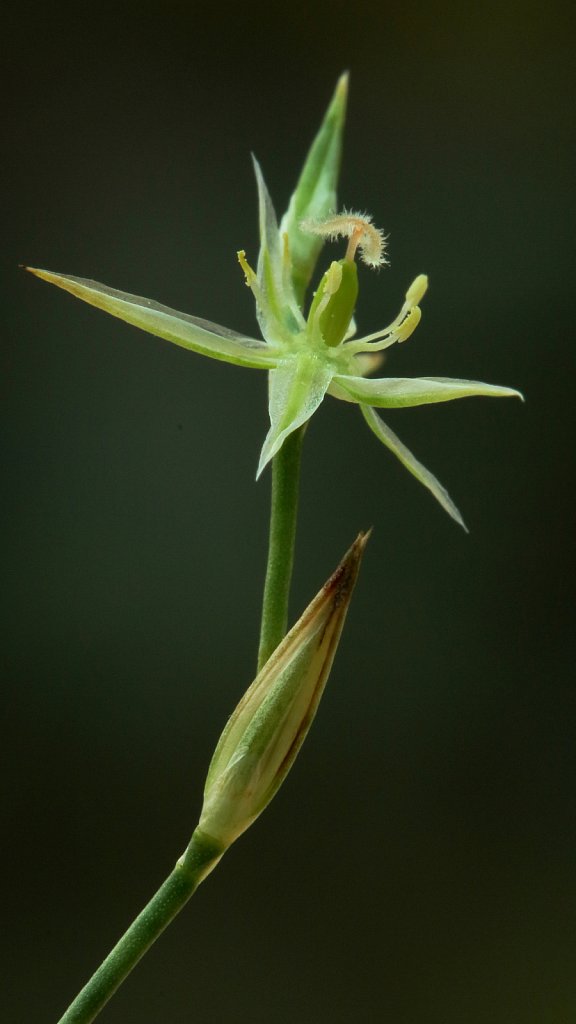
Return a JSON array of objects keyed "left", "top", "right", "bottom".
[
  {"left": 361, "top": 405, "right": 467, "bottom": 530},
  {"left": 332, "top": 373, "right": 524, "bottom": 407},
  {"left": 26, "top": 267, "right": 278, "bottom": 369},
  {"left": 279, "top": 72, "right": 348, "bottom": 305},
  {"left": 257, "top": 352, "right": 334, "bottom": 477}
]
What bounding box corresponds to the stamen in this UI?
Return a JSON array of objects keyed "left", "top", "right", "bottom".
[
  {"left": 282, "top": 232, "right": 291, "bottom": 272},
  {"left": 300, "top": 210, "right": 387, "bottom": 268},
  {"left": 237, "top": 249, "right": 258, "bottom": 289},
  {"left": 345, "top": 274, "right": 427, "bottom": 354},
  {"left": 322, "top": 260, "right": 344, "bottom": 298},
  {"left": 405, "top": 273, "right": 428, "bottom": 306},
  {"left": 395, "top": 306, "right": 421, "bottom": 343},
  {"left": 281, "top": 232, "right": 294, "bottom": 299},
  {"left": 309, "top": 261, "right": 343, "bottom": 336},
  {"left": 237, "top": 249, "right": 268, "bottom": 309}
]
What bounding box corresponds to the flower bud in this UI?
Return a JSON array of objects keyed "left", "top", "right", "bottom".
[{"left": 197, "top": 532, "right": 369, "bottom": 849}]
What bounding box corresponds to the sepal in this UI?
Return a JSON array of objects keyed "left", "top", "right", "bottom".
[
  {"left": 252, "top": 159, "right": 304, "bottom": 340},
  {"left": 25, "top": 267, "right": 277, "bottom": 369},
  {"left": 361, "top": 405, "right": 467, "bottom": 529},
  {"left": 279, "top": 73, "right": 348, "bottom": 304},
  {"left": 332, "top": 373, "right": 524, "bottom": 408},
  {"left": 257, "top": 353, "right": 334, "bottom": 477}
]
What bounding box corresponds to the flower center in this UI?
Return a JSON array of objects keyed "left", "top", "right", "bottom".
[
  {"left": 300, "top": 210, "right": 387, "bottom": 268},
  {"left": 300, "top": 210, "right": 388, "bottom": 349},
  {"left": 306, "top": 258, "right": 358, "bottom": 348}
]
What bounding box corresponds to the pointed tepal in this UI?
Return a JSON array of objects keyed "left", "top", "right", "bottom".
[
  {"left": 280, "top": 72, "right": 349, "bottom": 305},
  {"left": 24, "top": 267, "right": 277, "bottom": 368}
]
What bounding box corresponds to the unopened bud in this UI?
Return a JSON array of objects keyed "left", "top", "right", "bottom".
[{"left": 197, "top": 532, "right": 369, "bottom": 849}]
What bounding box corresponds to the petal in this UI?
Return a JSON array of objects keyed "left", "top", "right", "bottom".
[
  {"left": 361, "top": 405, "right": 467, "bottom": 530},
  {"left": 332, "top": 373, "right": 524, "bottom": 407},
  {"left": 252, "top": 161, "right": 286, "bottom": 312},
  {"left": 279, "top": 73, "right": 348, "bottom": 304},
  {"left": 257, "top": 352, "right": 334, "bottom": 477},
  {"left": 26, "top": 267, "right": 277, "bottom": 369},
  {"left": 252, "top": 160, "right": 303, "bottom": 337},
  {"left": 253, "top": 157, "right": 281, "bottom": 272}
]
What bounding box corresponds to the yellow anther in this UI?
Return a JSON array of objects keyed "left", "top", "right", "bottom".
[
  {"left": 324, "top": 260, "right": 343, "bottom": 297},
  {"left": 237, "top": 250, "right": 257, "bottom": 288},
  {"left": 405, "top": 274, "right": 428, "bottom": 306},
  {"left": 396, "top": 306, "right": 422, "bottom": 343}
]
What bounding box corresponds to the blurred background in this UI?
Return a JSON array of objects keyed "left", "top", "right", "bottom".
[{"left": 3, "top": 1, "right": 575, "bottom": 1021}]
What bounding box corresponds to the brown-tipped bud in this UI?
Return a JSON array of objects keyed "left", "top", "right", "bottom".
[{"left": 197, "top": 533, "right": 370, "bottom": 849}]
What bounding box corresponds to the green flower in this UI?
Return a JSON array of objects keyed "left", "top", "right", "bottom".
[{"left": 26, "top": 73, "right": 521, "bottom": 528}]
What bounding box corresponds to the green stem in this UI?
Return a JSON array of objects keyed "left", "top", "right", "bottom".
[
  {"left": 56, "top": 429, "right": 304, "bottom": 1023},
  {"left": 55, "top": 831, "right": 223, "bottom": 1024},
  {"left": 257, "top": 426, "right": 305, "bottom": 671}
]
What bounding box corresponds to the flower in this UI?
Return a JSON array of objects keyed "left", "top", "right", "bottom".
[{"left": 26, "top": 73, "right": 521, "bottom": 528}]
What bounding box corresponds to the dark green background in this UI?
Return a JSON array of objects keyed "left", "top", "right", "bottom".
[{"left": 3, "top": 2, "right": 575, "bottom": 1021}]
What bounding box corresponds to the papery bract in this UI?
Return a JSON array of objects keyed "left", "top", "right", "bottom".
[{"left": 197, "top": 533, "right": 368, "bottom": 849}]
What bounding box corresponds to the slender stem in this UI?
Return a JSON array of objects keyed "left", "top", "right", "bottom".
[
  {"left": 257, "top": 426, "right": 305, "bottom": 670},
  {"left": 56, "top": 429, "right": 304, "bottom": 1023},
  {"left": 55, "top": 831, "right": 223, "bottom": 1024}
]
